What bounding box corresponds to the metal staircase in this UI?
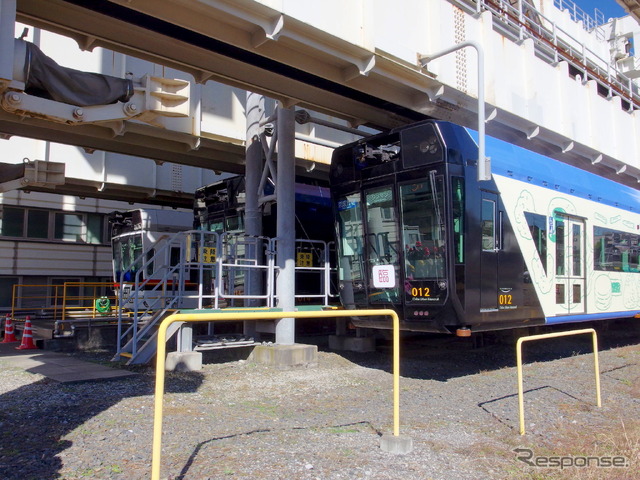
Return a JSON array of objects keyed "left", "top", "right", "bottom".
[
  {"left": 113, "top": 230, "right": 337, "bottom": 364},
  {"left": 113, "top": 229, "right": 197, "bottom": 364}
]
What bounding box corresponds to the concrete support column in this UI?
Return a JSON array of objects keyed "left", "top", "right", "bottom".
[
  {"left": 275, "top": 104, "right": 296, "bottom": 345},
  {"left": 244, "top": 91, "right": 264, "bottom": 336},
  {"left": 177, "top": 323, "right": 193, "bottom": 352}
]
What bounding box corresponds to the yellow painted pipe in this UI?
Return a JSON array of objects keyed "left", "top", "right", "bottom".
[
  {"left": 516, "top": 328, "right": 601, "bottom": 435},
  {"left": 151, "top": 308, "right": 400, "bottom": 480}
]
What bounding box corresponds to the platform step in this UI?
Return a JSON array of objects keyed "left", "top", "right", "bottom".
[{"left": 194, "top": 334, "right": 256, "bottom": 351}]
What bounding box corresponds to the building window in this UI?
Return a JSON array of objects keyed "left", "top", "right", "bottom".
[
  {"left": 27, "top": 209, "right": 50, "bottom": 239},
  {"left": 54, "top": 213, "right": 84, "bottom": 242},
  {"left": 86, "top": 213, "right": 105, "bottom": 244},
  {"left": 0, "top": 207, "right": 25, "bottom": 237},
  {"left": 0, "top": 207, "right": 106, "bottom": 244}
]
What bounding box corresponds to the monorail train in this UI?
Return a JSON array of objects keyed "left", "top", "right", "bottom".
[
  {"left": 109, "top": 208, "right": 194, "bottom": 302},
  {"left": 193, "top": 175, "right": 333, "bottom": 242},
  {"left": 330, "top": 119, "right": 640, "bottom": 334},
  {"left": 194, "top": 175, "right": 336, "bottom": 302}
]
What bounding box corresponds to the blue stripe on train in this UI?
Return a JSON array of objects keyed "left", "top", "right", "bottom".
[
  {"left": 464, "top": 128, "right": 640, "bottom": 213},
  {"left": 546, "top": 311, "right": 640, "bottom": 324}
]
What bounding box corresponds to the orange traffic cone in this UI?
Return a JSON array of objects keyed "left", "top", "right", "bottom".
[
  {"left": 16, "top": 316, "right": 38, "bottom": 350},
  {"left": 2, "top": 314, "right": 18, "bottom": 343}
]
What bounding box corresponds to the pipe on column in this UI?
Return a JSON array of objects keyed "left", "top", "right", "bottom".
[{"left": 245, "top": 92, "right": 264, "bottom": 331}]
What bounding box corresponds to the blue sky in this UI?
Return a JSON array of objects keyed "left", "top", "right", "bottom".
[{"left": 574, "top": 0, "right": 626, "bottom": 20}]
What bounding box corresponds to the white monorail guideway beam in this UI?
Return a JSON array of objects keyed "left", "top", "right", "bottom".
[{"left": 5, "top": 0, "right": 639, "bottom": 191}]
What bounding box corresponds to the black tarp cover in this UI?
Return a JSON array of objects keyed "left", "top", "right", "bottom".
[{"left": 21, "top": 40, "right": 133, "bottom": 107}]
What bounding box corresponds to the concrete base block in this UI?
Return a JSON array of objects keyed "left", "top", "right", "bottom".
[
  {"left": 165, "top": 351, "right": 203, "bottom": 372},
  {"left": 248, "top": 343, "right": 317, "bottom": 369},
  {"left": 328, "top": 335, "right": 376, "bottom": 352},
  {"left": 380, "top": 434, "right": 414, "bottom": 454}
]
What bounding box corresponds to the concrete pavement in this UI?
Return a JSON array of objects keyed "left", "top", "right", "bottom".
[{"left": 0, "top": 342, "right": 137, "bottom": 383}]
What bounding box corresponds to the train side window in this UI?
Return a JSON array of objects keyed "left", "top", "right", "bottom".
[
  {"left": 594, "top": 226, "right": 640, "bottom": 272},
  {"left": 146, "top": 249, "right": 155, "bottom": 276},
  {"left": 452, "top": 177, "right": 464, "bottom": 264},
  {"left": 170, "top": 246, "right": 181, "bottom": 267},
  {"left": 572, "top": 223, "right": 582, "bottom": 276},
  {"left": 555, "top": 217, "right": 565, "bottom": 275},
  {"left": 524, "top": 212, "right": 547, "bottom": 273},
  {"left": 481, "top": 199, "right": 495, "bottom": 251}
]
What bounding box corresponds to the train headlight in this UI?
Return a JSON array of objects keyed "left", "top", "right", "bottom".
[{"left": 438, "top": 280, "right": 447, "bottom": 290}]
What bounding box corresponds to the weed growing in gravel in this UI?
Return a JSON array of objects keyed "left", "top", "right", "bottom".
[
  {"left": 506, "top": 418, "right": 639, "bottom": 480},
  {"left": 327, "top": 426, "right": 360, "bottom": 434},
  {"left": 78, "top": 467, "right": 95, "bottom": 477}
]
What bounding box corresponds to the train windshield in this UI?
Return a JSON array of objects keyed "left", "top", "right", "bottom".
[
  {"left": 204, "top": 215, "right": 243, "bottom": 234},
  {"left": 112, "top": 233, "right": 143, "bottom": 282},
  {"left": 336, "top": 173, "right": 446, "bottom": 306},
  {"left": 400, "top": 175, "right": 446, "bottom": 282}
]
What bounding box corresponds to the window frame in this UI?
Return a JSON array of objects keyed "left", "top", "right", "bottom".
[{"left": 0, "top": 206, "right": 108, "bottom": 244}]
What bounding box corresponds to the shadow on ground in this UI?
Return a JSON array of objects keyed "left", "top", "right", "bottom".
[
  {"left": 0, "top": 353, "right": 203, "bottom": 480},
  {"left": 314, "top": 318, "right": 640, "bottom": 382}
]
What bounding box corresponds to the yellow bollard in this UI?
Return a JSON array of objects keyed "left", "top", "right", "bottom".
[
  {"left": 516, "top": 328, "right": 601, "bottom": 435},
  {"left": 151, "top": 308, "right": 401, "bottom": 480}
]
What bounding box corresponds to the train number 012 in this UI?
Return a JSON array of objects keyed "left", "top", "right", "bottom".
[
  {"left": 498, "top": 294, "right": 513, "bottom": 305},
  {"left": 411, "top": 287, "right": 430, "bottom": 298}
]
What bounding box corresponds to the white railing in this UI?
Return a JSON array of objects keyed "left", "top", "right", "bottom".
[{"left": 459, "top": 0, "right": 639, "bottom": 111}]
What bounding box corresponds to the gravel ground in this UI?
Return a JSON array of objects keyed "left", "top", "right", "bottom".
[{"left": 0, "top": 320, "right": 638, "bottom": 480}]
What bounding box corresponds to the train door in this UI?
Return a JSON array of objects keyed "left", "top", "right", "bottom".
[
  {"left": 553, "top": 213, "right": 586, "bottom": 315},
  {"left": 480, "top": 193, "right": 498, "bottom": 311}
]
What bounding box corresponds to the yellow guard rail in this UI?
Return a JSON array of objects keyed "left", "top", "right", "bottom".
[
  {"left": 516, "top": 328, "right": 602, "bottom": 435},
  {"left": 151, "top": 308, "right": 401, "bottom": 480}
]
